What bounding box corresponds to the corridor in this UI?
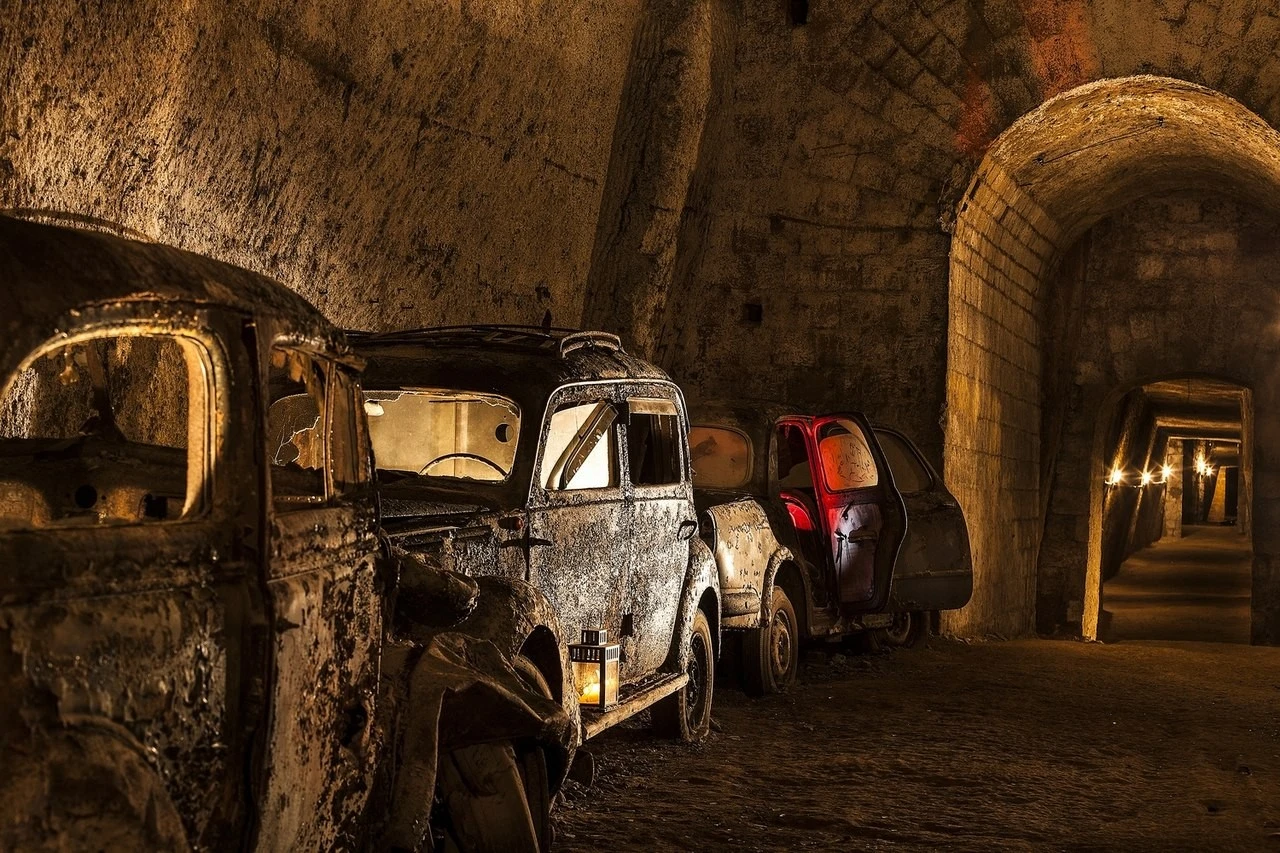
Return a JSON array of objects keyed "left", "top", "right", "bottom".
[{"left": 1102, "top": 526, "right": 1253, "bottom": 644}]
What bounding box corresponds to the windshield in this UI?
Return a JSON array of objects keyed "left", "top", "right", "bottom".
[
  {"left": 363, "top": 388, "right": 520, "bottom": 483},
  {"left": 689, "top": 425, "right": 752, "bottom": 488}
]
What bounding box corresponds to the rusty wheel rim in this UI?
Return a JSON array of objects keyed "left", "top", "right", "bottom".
[
  {"left": 884, "top": 611, "right": 913, "bottom": 646},
  {"left": 685, "top": 631, "right": 709, "bottom": 732},
  {"left": 769, "top": 607, "right": 794, "bottom": 683}
]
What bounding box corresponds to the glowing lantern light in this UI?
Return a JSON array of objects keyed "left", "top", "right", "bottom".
[{"left": 569, "top": 628, "right": 620, "bottom": 710}]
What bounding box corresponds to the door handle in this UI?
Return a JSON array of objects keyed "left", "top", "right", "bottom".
[{"left": 678, "top": 519, "right": 698, "bottom": 540}]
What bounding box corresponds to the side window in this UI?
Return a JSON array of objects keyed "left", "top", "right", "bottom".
[
  {"left": 540, "top": 399, "right": 618, "bottom": 491},
  {"left": 817, "top": 419, "right": 879, "bottom": 490},
  {"left": 266, "top": 346, "right": 327, "bottom": 508},
  {"left": 874, "top": 430, "right": 931, "bottom": 493},
  {"left": 0, "top": 332, "right": 210, "bottom": 528},
  {"left": 627, "top": 397, "right": 682, "bottom": 487},
  {"left": 775, "top": 423, "right": 813, "bottom": 490}
]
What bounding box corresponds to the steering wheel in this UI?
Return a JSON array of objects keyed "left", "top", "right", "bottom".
[{"left": 418, "top": 452, "right": 508, "bottom": 478}]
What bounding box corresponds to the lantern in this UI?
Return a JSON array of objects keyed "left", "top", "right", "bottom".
[{"left": 569, "top": 628, "right": 620, "bottom": 709}]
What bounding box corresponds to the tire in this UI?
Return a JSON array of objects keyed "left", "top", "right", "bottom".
[
  {"left": 879, "top": 610, "right": 927, "bottom": 649},
  {"left": 436, "top": 742, "right": 543, "bottom": 853},
  {"left": 434, "top": 655, "right": 553, "bottom": 853},
  {"left": 652, "top": 609, "right": 715, "bottom": 742},
  {"left": 512, "top": 654, "right": 555, "bottom": 851},
  {"left": 742, "top": 586, "right": 800, "bottom": 696}
]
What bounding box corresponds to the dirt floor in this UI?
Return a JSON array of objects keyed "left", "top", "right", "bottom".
[
  {"left": 1102, "top": 524, "right": 1252, "bottom": 644},
  {"left": 554, "top": 636, "right": 1280, "bottom": 851}
]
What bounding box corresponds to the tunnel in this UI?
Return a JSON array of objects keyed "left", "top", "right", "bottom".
[{"left": 4, "top": 1, "right": 1280, "bottom": 850}]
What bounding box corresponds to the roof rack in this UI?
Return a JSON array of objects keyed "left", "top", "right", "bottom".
[
  {"left": 557, "top": 330, "right": 623, "bottom": 357},
  {"left": 350, "top": 324, "right": 627, "bottom": 358}
]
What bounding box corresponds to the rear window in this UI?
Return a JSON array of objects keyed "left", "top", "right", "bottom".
[
  {"left": 689, "top": 425, "right": 752, "bottom": 489},
  {"left": 873, "top": 429, "right": 932, "bottom": 493}
]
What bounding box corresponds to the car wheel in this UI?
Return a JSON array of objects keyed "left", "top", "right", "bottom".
[
  {"left": 742, "top": 586, "right": 800, "bottom": 696},
  {"left": 879, "top": 610, "right": 927, "bottom": 648},
  {"left": 652, "top": 609, "right": 715, "bottom": 742},
  {"left": 512, "top": 654, "right": 555, "bottom": 851},
  {"left": 436, "top": 741, "right": 545, "bottom": 853}
]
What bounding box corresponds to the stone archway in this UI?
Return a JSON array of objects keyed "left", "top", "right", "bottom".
[{"left": 944, "top": 75, "right": 1280, "bottom": 642}]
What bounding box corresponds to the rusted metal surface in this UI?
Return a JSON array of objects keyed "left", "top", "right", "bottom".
[
  {"left": 0, "top": 217, "right": 568, "bottom": 850},
  {"left": 357, "top": 326, "right": 720, "bottom": 743},
  {"left": 689, "top": 398, "right": 973, "bottom": 648}
]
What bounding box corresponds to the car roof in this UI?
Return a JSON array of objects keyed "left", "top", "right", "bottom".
[
  {"left": 352, "top": 325, "right": 674, "bottom": 410},
  {"left": 0, "top": 214, "right": 343, "bottom": 376}
]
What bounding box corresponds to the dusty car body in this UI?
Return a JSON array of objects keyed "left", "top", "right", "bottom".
[
  {"left": 352, "top": 326, "right": 721, "bottom": 744},
  {"left": 689, "top": 400, "right": 973, "bottom": 693},
  {"left": 0, "top": 216, "right": 567, "bottom": 851}
]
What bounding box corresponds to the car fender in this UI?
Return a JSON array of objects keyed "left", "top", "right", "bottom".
[
  {"left": 702, "top": 498, "right": 794, "bottom": 630},
  {"left": 759, "top": 548, "right": 817, "bottom": 638},
  {"left": 666, "top": 537, "right": 721, "bottom": 671},
  {"left": 449, "top": 575, "right": 578, "bottom": 729},
  {"left": 379, "top": 628, "right": 574, "bottom": 851}
]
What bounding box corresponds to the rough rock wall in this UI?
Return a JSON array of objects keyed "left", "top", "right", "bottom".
[
  {"left": 0, "top": 0, "right": 641, "bottom": 330},
  {"left": 1038, "top": 192, "right": 1280, "bottom": 644},
  {"left": 12, "top": 1, "right": 1280, "bottom": 639}
]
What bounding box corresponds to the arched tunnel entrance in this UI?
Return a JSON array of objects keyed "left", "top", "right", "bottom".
[
  {"left": 1093, "top": 378, "right": 1253, "bottom": 644},
  {"left": 944, "top": 75, "right": 1280, "bottom": 645}
]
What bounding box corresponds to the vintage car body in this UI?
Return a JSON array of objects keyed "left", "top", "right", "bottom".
[
  {"left": 0, "top": 216, "right": 567, "bottom": 851},
  {"left": 353, "top": 326, "right": 721, "bottom": 744},
  {"left": 689, "top": 400, "right": 973, "bottom": 693}
]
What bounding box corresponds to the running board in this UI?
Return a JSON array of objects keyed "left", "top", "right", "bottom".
[{"left": 580, "top": 673, "right": 689, "bottom": 741}]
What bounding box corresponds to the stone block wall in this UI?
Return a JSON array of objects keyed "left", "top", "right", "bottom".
[
  {"left": 942, "top": 163, "right": 1060, "bottom": 636},
  {"left": 1038, "top": 191, "right": 1280, "bottom": 643}
]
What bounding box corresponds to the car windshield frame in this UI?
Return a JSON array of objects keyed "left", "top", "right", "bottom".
[{"left": 361, "top": 386, "right": 522, "bottom": 485}]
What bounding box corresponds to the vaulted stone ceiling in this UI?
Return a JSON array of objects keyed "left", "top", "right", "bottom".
[{"left": 7, "top": 0, "right": 1280, "bottom": 639}]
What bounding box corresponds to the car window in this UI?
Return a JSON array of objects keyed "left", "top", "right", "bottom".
[
  {"left": 775, "top": 423, "right": 813, "bottom": 490},
  {"left": 816, "top": 419, "right": 879, "bottom": 491},
  {"left": 874, "top": 429, "right": 932, "bottom": 493},
  {"left": 541, "top": 400, "right": 617, "bottom": 491},
  {"left": 364, "top": 388, "right": 519, "bottom": 482},
  {"left": 0, "top": 332, "right": 211, "bottom": 528},
  {"left": 267, "top": 347, "right": 328, "bottom": 508},
  {"left": 628, "top": 397, "right": 682, "bottom": 487},
  {"left": 689, "top": 425, "right": 752, "bottom": 488}
]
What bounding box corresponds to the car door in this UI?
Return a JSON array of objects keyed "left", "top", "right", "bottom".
[
  {"left": 809, "top": 414, "right": 907, "bottom": 613},
  {"left": 255, "top": 341, "right": 382, "bottom": 850},
  {"left": 526, "top": 384, "right": 629, "bottom": 663},
  {"left": 873, "top": 426, "right": 974, "bottom": 612},
  {"left": 621, "top": 388, "right": 695, "bottom": 680},
  {"left": 0, "top": 319, "right": 250, "bottom": 848}
]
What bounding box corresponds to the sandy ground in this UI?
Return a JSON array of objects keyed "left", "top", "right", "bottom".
[
  {"left": 1102, "top": 524, "right": 1252, "bottom": 644},
  {"left": 554, "top": 530, "right": 1279, "bottom": 852}
]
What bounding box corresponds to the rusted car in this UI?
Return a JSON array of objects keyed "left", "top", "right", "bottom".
[
  {"left": 688, "top": 400, "right": 973, "bottom": 693},
  {"left": 0, "top": 215, "right": 567, "bottom": 851},
  {"left": 352, "top": 326, "right": 721, "bottom": 744}
]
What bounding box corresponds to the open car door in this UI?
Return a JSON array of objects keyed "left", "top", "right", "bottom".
[
  {"left": 873, "top": 426, "right": 973, "bottom": 612},
  {"left": 809, "top": 413, "right": 907, "bottom": 614}
]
